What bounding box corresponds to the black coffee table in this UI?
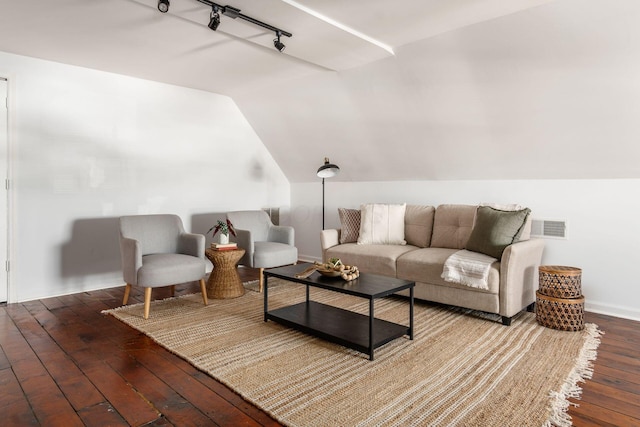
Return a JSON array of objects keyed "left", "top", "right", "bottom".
[{"left": 263, "top": 263, "right": 415, "bottom": 360}]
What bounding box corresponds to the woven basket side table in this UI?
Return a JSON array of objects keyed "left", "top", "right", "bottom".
[
  {"left": 536, "top": 265, "right": 584, "bottom": 331},
  {"left": 205, "top": 248, "right": 246, "bottom": 299},
  {"left": 538, "top": 265, "right": 582, "bottom": 298}
]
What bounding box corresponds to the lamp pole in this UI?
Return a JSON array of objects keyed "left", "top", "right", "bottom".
[{"left": 316, "top": 157, "right": 340, "bottom": 230}]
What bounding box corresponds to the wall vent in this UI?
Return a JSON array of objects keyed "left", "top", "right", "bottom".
[{"left": 530, "top": 219, "right": 567, "bottom": 239}]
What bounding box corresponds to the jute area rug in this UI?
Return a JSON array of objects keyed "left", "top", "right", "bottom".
[{"left": 104, "top": 279, "right": 601, "bottom": 427}]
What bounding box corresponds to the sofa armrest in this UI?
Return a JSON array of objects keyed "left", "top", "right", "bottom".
[
  {"left": 320, "top": 229, "right": 341, "bottom": 262},
  {"left": 499, "top": 238, "right": 545, "bottom": 318}
]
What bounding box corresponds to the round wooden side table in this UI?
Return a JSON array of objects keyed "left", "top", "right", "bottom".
[{"left": 205, "top": 248, "right": 246, "bottom": 299}]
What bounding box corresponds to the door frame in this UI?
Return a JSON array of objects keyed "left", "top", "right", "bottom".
[{"left": 0, "top": 75, "right": 13, "bottom": 303}]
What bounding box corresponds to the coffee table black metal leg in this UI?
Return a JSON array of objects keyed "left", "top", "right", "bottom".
[
  {"left": 263, "top": 275, "right": 268, "bottom": 322},
  {"left": 369, "top": 298, "right": 375, "bottom": 361},
  {"left": 409, "top": 286, "right": 414, "bottom": 340}
]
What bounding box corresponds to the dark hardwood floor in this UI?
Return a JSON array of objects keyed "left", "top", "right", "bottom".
[{"left": 1, "top": 267, "right": 638, "bottom": 426}]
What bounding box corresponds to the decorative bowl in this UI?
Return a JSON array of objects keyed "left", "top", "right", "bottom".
[{"left": 316, "top": 268, "right": 342, "bottom": 278}]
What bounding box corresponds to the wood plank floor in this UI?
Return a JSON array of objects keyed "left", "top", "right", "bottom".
[{"left": 0, "top": 267, "right": 638, "bottom": 426}]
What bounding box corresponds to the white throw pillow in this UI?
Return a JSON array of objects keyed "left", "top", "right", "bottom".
[{"left": 357, "top": 203, "right": 407, "bottom": 245}]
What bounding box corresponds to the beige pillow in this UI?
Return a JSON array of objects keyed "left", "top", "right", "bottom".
[
  {"left": 338, "top": 208, "right": 361, "bottom": 244},
  {"left": 357, "top": 203, "right": 407, "bottom": 245}
]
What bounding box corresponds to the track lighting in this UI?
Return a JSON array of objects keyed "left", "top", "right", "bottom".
[
  {"left": 208, "top": 6, "right": 220, "bottom": 31},
  {"left": 157, "top": 0, "right": 169, "bottom": 13},
  {"left": 155, "top": 1, "right": 292, "bottom": 52},
  {"left": 273, "top": 31, "right": 285, "bottom": 52}
]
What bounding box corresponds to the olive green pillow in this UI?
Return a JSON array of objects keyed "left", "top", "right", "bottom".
[{"left": 465, "top": 206, "right": 531, "bottom": 259}]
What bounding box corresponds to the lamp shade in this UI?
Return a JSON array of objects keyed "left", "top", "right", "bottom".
[{"left": 317, "top": 157, "right": 340, "bottom": 178}]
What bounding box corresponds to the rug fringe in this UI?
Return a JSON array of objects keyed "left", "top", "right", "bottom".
[{"left": 544, "top": 323, "right": 603, "bottom": 427}]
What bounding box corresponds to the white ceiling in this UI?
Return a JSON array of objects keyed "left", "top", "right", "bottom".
[
  {"left": 0, "top": 0, "right": 554, "bottom": 92},
  {"left": 2, "top": 0, "right": 640, "bottom": 183}
]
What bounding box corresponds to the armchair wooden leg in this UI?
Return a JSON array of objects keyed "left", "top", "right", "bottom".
[
  {"left": 123, "top": 284, "right": 132, "bottom": 305},
  {"left": 144, "top": 287, "right": 152, "bottom": 319},
  {"left": 259, "top": 268, "right": 264, "bottom": 293},
  {"left": 170, "top": 285, "right": 176, "bottom": 297},
  {"left": 200, "top": 279, "right": 208, "bottom": 306}
]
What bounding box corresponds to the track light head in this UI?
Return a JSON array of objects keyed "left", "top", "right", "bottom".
[
  {"left": 273, "top": 32, "right": 285, "bottom": 52},
  {"left": 157, "top": 0, "right": 169, "bottom": 13},
  {"left": 208, "top": 7, "right": 220, "bottom": 31}
]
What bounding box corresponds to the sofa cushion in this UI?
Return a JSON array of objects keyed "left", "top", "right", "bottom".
[
  {"left": 404, "top": 205, "right": 435, "bottom": 248},
  {"left": 480, "top": 203, "right": 532, "bottom": 240},
  {"left": 326, "top": 243, "right": 417, "bottom": 277},
  {"left": 338, "top": 208, "right": 361, "bottom": 244},
  {"left": 358, "top": 203, "right": 407, "bottom": 245},
  {"left": 430, "top": 205, "right": 477, "bottom": 249},
  {"left": 396, "top": 248, "right": 500, "bottom": 294},
  {"left": 466, "top": 206, "right": 531, "bottom": 259}
]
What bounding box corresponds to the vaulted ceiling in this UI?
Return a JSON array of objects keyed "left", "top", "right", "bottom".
[{"left": 2, "top": 0, "right": 639, "bottom": 182}]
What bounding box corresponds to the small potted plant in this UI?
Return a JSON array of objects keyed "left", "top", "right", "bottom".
[{"left": 208, "top": 219, "right": 236, "bottom": 244}]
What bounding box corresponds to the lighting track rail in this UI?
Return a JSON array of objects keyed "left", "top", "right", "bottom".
[{"left": 158, "top": 0, "right": 292, "bottom": 52}]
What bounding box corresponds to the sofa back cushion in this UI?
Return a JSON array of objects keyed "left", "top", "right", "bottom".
[
  {"left": 430, "top": 204, "right": 477, "bottom": 249},
  {"left": 404, "top": 205, "right": 435, "bottom": 248}
]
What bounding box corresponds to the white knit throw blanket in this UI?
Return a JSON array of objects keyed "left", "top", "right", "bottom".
[{"left": 441, "top": 249, "right": 497, "bottom": 290}]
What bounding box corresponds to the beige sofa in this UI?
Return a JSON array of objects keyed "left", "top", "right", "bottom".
[{"left": 320, "top": 204, "right": 545, "bottom": 325}]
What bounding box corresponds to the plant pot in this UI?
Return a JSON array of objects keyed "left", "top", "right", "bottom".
[{"left": 219, "top": 233, "right": 229, "bottom": 244}]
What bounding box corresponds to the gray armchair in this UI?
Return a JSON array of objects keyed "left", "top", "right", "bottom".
[
  {"left": 119, "top": 214, "right": 208, "bottom": 319},
  {"left": 226, "top": 210, "right": 298, "bottom": 292}
]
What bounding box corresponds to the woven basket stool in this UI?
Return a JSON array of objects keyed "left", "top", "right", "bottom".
[
  {"left": 536, "top": 265, "right": 584, "bottom": 331},
  {"left": 538, "top": 265, "right": 582, "bottom": 298},
  {"left": 535, "top": 291, "right": 585, "bottom": 331}
]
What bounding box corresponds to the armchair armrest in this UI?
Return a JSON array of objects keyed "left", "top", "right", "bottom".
[
  {"left": 320, "top": 229, "right": 340, "bottom": 262},
  {"left": 268, "top": 225, "right": 295, "bottom": 245},
  {"left": 119, "top": 237, "right": 141, "bottom": 285},
  {"left": 499, "top": 238, "right": 545, "bottom": 318},
  {"left": 233, "top": 229, "right": 254, "bottom": 267},
  {"left": 178, "top": 233, "right": 205, "bottom": 258}
]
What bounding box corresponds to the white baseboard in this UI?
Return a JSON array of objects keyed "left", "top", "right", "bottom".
[
  {"left": 585, "top": 301, "right": 640, "bottom": 322},
  {"left": 298, "top": 255, "right": 322, "bottom": 263},
  {"left": 17, "top": 281, "right": 124, "bottom": 304}
]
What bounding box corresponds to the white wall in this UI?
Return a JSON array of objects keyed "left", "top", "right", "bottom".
[
  {"left": 236, "top": 0, "right": 640, "bottom": 184},
  {"left": 0, "top": 50, "right": 290, "bottom": 302},
  {"left": 291, "top": 179, "right": 640, "bottom": 321}
]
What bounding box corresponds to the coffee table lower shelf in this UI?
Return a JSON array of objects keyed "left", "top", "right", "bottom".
[{"left": 266, "top": 300, "right": 410, "bottom": 360}]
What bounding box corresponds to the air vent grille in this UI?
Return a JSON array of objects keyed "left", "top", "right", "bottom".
[{"left": 530, "top": 219, "right": 566, "bottom": 239}]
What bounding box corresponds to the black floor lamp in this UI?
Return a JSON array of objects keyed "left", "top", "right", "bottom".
[{"left": 317, "top": 157, "right": 340, "bottom": 230}]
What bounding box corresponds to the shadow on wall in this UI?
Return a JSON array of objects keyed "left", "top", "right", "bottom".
[
  {"left": 60, "top": 217, "right": 121, "bottom": 278},
  {"left": 191, "top": 212, "right": 228, "bottom": 247}
]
